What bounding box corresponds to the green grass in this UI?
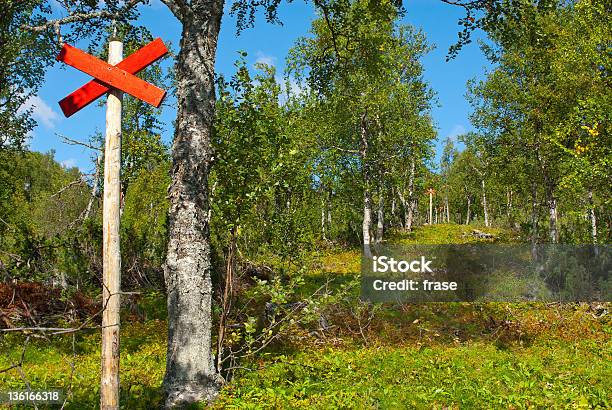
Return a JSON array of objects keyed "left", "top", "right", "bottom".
[{"left": 1, "top": 224, "right": 610, "bottom": 409}]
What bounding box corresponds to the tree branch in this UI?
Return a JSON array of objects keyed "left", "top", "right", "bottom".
[
  {"left": 21, "top": 0, "right": 145, "bottom": 33},
  {"left": 160, "top": 0, "right": 190, "bottom": 22},
  {"left": 439, "top": 0, "right": 488, "bottom": 10},
  {"left": 56, "top": 133, "right": 101, "bottom": 152},
  {"left": 322, "top": 145, "right": 359, "bottom": 154},
  {"left": 49, "top": 179, "right": 86, "bottom": 199}
]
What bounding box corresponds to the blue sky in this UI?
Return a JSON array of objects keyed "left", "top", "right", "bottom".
[{"left": 27, "top": 0, "right": 492, "bottom": 174}]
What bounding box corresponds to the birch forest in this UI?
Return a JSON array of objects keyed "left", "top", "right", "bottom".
[{"left": 0, "top": 0, "right": 610, "bottom": 408}]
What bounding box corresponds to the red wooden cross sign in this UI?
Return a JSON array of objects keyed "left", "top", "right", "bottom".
[{"left": 57, "top": 38, "right": 169, "bottom": 117}]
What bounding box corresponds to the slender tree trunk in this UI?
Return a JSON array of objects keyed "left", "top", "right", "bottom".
[
  {"left": 321, "top": 193, "right": 327, "bottom": 241},
  {"left": 544, "top": 182, "right": 559, "bottom": 243},
  {"left": 548, "top": 196, "right": 558, "bottom": 243},
  {"left": 398, "top": 190, "right": 408, "bottom": 229},
  {"left": 481, "top": 179, "right": 489, "bottom": 227},
  {"left": 507, "top": 188, "right": 515, "bottom": 228},
  {"left": 428, "top": 191, "right": 433, "bottom": 225},
  {"left": 409, "top": 197, "right": 417, "bottom": 229},
  {"left": 445, "top": 194, "right": 450, "bottom": 223},
  {"left": 326, "top": 188, "right": 332, "bottom": 232},
  {"left": 164, "top": 5, "right": 224, "bottom": 406},
  {"left": 535, "top": 138, "right": 558, "bottom": 244},
  {"left": 506, "top": 189, "right": 512, "bottom": 218},
  {"left": 531, "top": 180, "right": 538, "bottom": 260},
  {"left": 391, "top": 187, "right": 396, "bottom": 227},
  {"left": 376, "top": 190, "right": 384, "bottom": 244},
  {"left": 360, "top": 112, "right": 372, "bottom": 258},
  {"left": 465, "top": 195, "right": 471, "bottom": 225},
  {"left": 83, "top": 153, "right": 101, "bottom": 220},
  {"left": 216, "top": 229, "right": 236, "bottom": 377},
  {"left": 406, "top": 157, "right": 415, "bottom": 231},
  {"left": 588, "top": 188, "right": 597, "bottom": 244},
  {"left": 363, "top": 190, "right": 372, "bottom": 257}
]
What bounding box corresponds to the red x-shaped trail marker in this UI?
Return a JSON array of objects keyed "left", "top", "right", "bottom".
[{"left": 57, "top": 38, "right": 168, "bottom": 117}]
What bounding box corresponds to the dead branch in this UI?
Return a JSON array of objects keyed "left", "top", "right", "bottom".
[
  {"left": 79, "top": 154, "right": 101, "bottom": 222},
  {"left": 49, "top": 179, "right": 87, "bottom": 199},
  {"left": 57, "top": 133, "right": 101, "bottom": 152},
  {"left": 439, "top": 0, "right": 489, "bottom": 11}
]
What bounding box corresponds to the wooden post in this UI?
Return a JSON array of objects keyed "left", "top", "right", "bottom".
[
  {"left": 56, "top": 36, "right": 168, "bottom": 408},
  {"left": 101, "top": 39, "right": 123, "bottom": 410}
]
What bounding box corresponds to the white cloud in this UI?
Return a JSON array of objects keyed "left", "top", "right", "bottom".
[
  {"left": 445, "top": 124, "right": 467, "bottom": 142},
  {"left": 287, "top": 78, "right": 305, "bottom": 96},
  {"left": 278, "top": 76, "right": 309, "bottom": 105},
  {"left": 255, "top": 51, "right": 277, "bottom": 67},
  {"left": 60, "top": 158, "right": 77, "bottom": 169},
  {"left": 20, "top": 95, "right": 60, "bottom": 129},
  {"left": 282, "top": 77, "right": 306, "bottom": 95}
]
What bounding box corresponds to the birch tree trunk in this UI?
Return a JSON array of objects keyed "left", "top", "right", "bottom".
[
  {"left": 543, "top": 178, "right": 559, "bottom": 243},
  {"left": 536, "top": 140, "right": 558, "bottom": 244},
  {"left": 321, "top": 194, "right": 327, "bottom": 241},
  {"left": 83, "top": 154, "right": 101, "bottom": 220},
  {"left": 445, "top": 194, "right": 450, "bottom": 223},
  {"left": 588, "top": 188, "right": 597, "bottom": 244},
  {"left": 531, "top": 180, "right": 538, "bottom": 260},
  {"left": 163, "top": 3, "right": 225, "bottom": 406},
  {"left": 548, "top": 195, "right": 559, "bottom": 244},
  {"left": 481, "top": 179, "right": 489, "bottom": 227},
  {"left": 326, "top": 188, "right": 332, "bottom": 232},
  {"left": 390, "top": 187, "right": 396, "bottom": 227},
  {"left": 360, "top": 112, "right": 372, "bottom": 258},
  {"left": 406, "top": 157, "right": 415, "bottom": 231},
  {"left": 506, "top": 189, "right": 512, "bottom": 218},
  {"left": 397, "top": 190, "right": 407, "bottom": 229},
  {"left": 376, "top": 190, "right": 384, "bottom": 244},
  {"left": 465, "top": 195, "right": 471, "bottom": 225},
  {"left": 363, "top": 188, "right": 373, "bottom": 257},
  {"left": 428, "top": 191, "right": 433, "bottom": 225}
]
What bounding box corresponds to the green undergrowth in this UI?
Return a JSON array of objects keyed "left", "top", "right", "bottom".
[
  {"left": 1, "top": 225, "right": 609, "bottom": 409},
  {"left": 0, "top": 321, "right": 167, "bottom": 409},
  {"left": 1, "top": 306, "right": 609, "bottom": 409},
  {"left": 215, "top": 339, "right": 611, "bottom": 409}
]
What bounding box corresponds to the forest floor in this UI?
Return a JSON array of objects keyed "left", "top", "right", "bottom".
[{"left": 1, "top": 224, "right": 610, "bottom": 409}]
